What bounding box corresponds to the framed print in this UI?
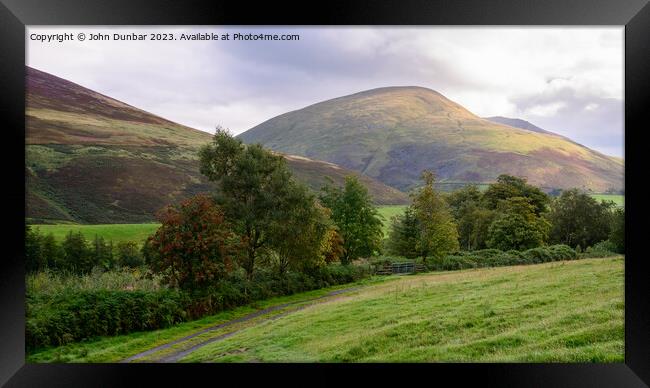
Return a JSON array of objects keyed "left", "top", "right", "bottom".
[{"left": 1, "top": 0, "right": 648, "bottom": 386}]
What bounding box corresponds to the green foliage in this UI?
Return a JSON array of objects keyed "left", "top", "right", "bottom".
[
  {"left": 26, "top": 288, "right": 190, "bottom": 349},
  {"left": 116, "top": 241, "right": 143, "bottom": 268},
  {"left": 410, "top": 171, "right": 459, "bottom": 261},
  {"left": 445, "top": 185, "right": 486, "bottom": 250},
  {"left": 582, "top": 241, "right": 619, "bottom": 258},
  {"left": 482, "top": 175, "right": 550, "bottom": 216},
  {"left": 26, "top": 226, "right": 46, "bottom": 273},
  {"left": 60, "top": 231, "right": 95, "bottom": 274},
  {"left": 427, "top": 245, "right": 578, "bottom": 271},
  {"left": 386, "top": 206, "right": 420, "bottom": 259},
  {"left": 608, "top": 208, "right": 624, "bottom": 253},
  {"left": 266, "top": 183, "right": 332, "bottom": 274},
  {"left": 547, "top": 189, "right": 615, "bottom": 249},
  {"left": 26, "top": 263, "right": 371, "bottom": 351},
  {"left": 320, "top": 175, "right": 384, "bottom": 264},
  {"left": 486, "top": 197, "right": 550, "bottom": 251},
  {"left": 92, "top": 236, "right": 115, "bottom": 270},
  {"left": 199, "top": 128, "right": 306, "bottom": 278}
]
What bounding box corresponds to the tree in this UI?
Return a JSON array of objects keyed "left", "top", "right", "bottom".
[
  {"left": 147, "top": 194, "right": 242, "bottom": 290},
  {"left": 40, "top": 233, "right": 61, "bottom": 270},
  {"left": 445, "top": 185, "right": 484, "bottom": 250},
  {"left": 486, "top": 196, "right": 550, "bottom": 251},
  {"left": 547, "top": 189, "right": 615, "bottom": 249},
  {"left": 25, "top": 226, "right": 44, "bottom": 273},
  {"left": 608, "top": 207, "right": 624, "bottom": 253},
  {"left": 467, "top": 207, "right": 497, "bottom": 250},
  {"left": 322, "top": 226, "right": 345, "bottom": 264},
  {"left": 116, "top": 241, "right": 143, "bottom": 268},
  {"left": 386, "top": 206, "right": 420, "bottom": 259},
  {"left": 92, "top": 235, "right": 115, "bottom": 270},
  {"left": 199, "top": 128, "right": 295, "bottom": 279},
  {"left": 60, "top": 231, "right": 94, "bottom": 274},
  {"left": 482, "top": 175, "right": 549, "bottom": 216},
  {"left": 266, "top": 183, "right": 333, "bottom": 274},
  {"left": 320, "top": 175, "right": 384, "bottom": 264},
  {"left": 410, "top": 171, "right": 459, "bottom": 262}
]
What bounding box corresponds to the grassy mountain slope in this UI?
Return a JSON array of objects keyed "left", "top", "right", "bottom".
[
  {"left": 26, "top": 68, "right": 408, "bottom": 223},
  {"left": 239, "top": 87, "right": 624, "bottom": 193},
  {"left": 483, "top": 116, "right": 554, "bottom": 135}
]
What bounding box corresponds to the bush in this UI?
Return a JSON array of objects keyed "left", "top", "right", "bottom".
[
  {"left": 26, "top": 263, "right": 372, "bottom": 350},
  {"left": 116, "top": 241, "right": 144, "bottom": 268},
  {"left": 26, "top": 288, "right": 190, "bottom": 349},
  {"left": 582, "top": 240, "right": 618, "bottom": 258},
  {"left": 423, "top": 244, "right": 577, "bottom": 272}
]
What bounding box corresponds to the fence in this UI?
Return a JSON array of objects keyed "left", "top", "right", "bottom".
[{"left": 376, "top": 262, "right": 427, "bottom": 275}]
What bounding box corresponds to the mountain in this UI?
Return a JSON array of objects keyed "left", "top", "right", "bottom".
[
  {"left": 26, "top": 67, "right": 408, "bottom": 224},
  {"left": 239, "top": 86, "right": 624, "bottom": 193},
  {"left": 483, "top": 116, "right": 554, "bottom": 135}
]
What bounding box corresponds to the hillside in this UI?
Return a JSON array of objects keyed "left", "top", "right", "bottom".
[
  {"left": 239, "top": 87, "right": 624, "bottom": 193},
  {"left": 26, "top": 67, "right": 408, "bottom": 223},
  {"left": 483, "top": 116, "right": 554, "bottom": 135}
]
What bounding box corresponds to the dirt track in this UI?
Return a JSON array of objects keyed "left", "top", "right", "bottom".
[{"left": 121, "top": 287, "right": 361, "bottom": 363}]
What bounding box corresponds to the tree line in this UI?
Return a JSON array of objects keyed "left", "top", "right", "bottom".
[
  {"left": 27, "top": 129, "right": 624, "bottom": 287},
  {"left": 387, "top": 173, "right": 624, "bottom": 259}
]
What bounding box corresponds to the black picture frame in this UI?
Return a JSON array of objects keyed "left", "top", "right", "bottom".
[{"left": 1, "top": 0, "right": 648, "bottom": 386}]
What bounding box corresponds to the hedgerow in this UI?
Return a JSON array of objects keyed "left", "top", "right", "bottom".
[
  {"left": 26, "top": 263, "right": 371, "bottom": 350},
  {"left": 423, "top": 245, "right": 579, "bottom": 272}
]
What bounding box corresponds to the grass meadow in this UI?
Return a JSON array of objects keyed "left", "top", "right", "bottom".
[
  {"left": 27, "top": 257, "right": 623, "bottom": 363},
  {"left": 29, "top": 223, "right": 160, "bottom": 245}
]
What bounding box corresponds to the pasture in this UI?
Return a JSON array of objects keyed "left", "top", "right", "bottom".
[
  {"left": 27, "top": 257, "right": 623, "bottom": 363},
  {"left": 590, "top": 194, "right": 624, "bottom": 207},
  {"left": 30, "top": 223, "right": 160, "bottom": 245}
]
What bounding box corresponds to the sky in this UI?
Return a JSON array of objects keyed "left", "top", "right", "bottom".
[{"left": 26, "top": 27, "right": 624, "bottom": 157}]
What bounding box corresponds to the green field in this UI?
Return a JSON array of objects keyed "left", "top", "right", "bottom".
[
  {"left": 28, "top": 257, "right": 623, "bottom": 363},
  {"left": 590, "top": 194, "right": 624, "bottom": 207},
  {"left": 377, "top": 205, "right": 408, "bottom": 235},
  {"left": 30, "top": 223, "right": 160, "bottom": 244}
]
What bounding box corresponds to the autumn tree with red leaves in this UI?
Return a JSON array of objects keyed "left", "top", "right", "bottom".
[{"left": 147, "top": 194, "right": 242, "bottom": 290}]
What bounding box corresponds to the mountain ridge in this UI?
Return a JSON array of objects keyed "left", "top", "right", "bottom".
[
  {"left": 239, "top": 86, "right": 623, "bottom": 193},
  {"left": 26, "top": 67, "right": 408, "bottom": 223}
]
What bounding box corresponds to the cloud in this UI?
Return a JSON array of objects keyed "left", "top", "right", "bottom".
[{"left": 26, "top": 26, "right": 623, "bottom": 157}]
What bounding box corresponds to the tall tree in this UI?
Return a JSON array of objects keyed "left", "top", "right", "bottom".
[
  {"left": 61, "top": 231, "right": 94, "bottom": 274},
  {"left": 547, "top": 189, "right": 615, "bottom": 249},
  {"left": 445, "top": 185, "right": 484, "bottom": 250},
  {"left": 410, "top": 170, "right": 459, "bottom": 262},
  {"left": 267, "top": 183, "right": 332, "bottom": 274},
  {"left": 482, "top": 174, "right": 549, "bottom": 216},
  {"left": 320, "top": 175, "right": 384, "bottom": 264},
  {"left": 386, "top": 206, "right": 420, "bottom": 259},
  {"left": 25, "top": 226, "right": 44, "bottom": 273},
  {"left": 486, "top": 196, "right": 550, "bottom": 251},
  {"left": 608, "top": 207, "right": 624, "bottom": 253},
  {"left": 199, "top": 128, "right": 294, "bottom": 279}
]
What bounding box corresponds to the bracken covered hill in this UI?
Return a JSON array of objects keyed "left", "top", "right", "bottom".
[{"left": 26, "top": 67, "right": 408, "bottom": 223}]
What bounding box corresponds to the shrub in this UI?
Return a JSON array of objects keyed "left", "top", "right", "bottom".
[
  {"left": 26, "top": 288, "right": 189, "bottom": 350},
  {"left": 521, "top": 247, "right": 553, "bottom": 264},
  {"left": 116, "top": 241, "right": 144, "bottom": 268},
  {"left": 26, "top": 262, "right": 372, "bottom": 350},
  {"left": 582, "top": 241, "right": 618, "bottom": 258}
]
